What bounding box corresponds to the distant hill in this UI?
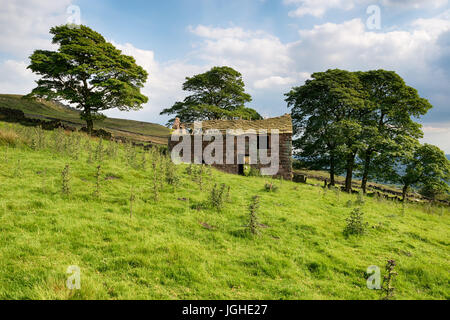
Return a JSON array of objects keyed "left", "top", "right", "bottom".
[
  {"left": 447, "top": 155, "right": 450, "bottom": 161},
  {"left": 0, "top": 94, "right": 170, "bottom": 145}
]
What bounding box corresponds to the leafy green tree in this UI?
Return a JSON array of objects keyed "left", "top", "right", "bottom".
[
  {"left": 160, "top": 66, "right": 261, "bottom": 124},
  {"left": 26, "top": 25, "right": 148, "bottom": 133},
  {"left": 386, "top": 144, "right": 450, "bottom": 201},
  {"left": 355, "top": 70, "right": 432, "bottom": 193},
  {"left": 286, "top": 69, "right": 368, "bottom": 190}
]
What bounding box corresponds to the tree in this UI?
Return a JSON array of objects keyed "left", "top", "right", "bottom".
[
  {"left": 26, "top": 25, "right": 148, "bottom": 133},
  {"left": 160, "top": 66, "right": 261, "bottom": 124},
  {"left": 388, "top": 144, "right": 450, "bottom": 201},
  {"left": 286, "top": 69, "right": 369, "bottom": 190},
  {"left": 355, "top": 70, "right": 432, "bottom": 193}
]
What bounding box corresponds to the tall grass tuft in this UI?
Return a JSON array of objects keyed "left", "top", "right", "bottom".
[{"left": 0, "top": 128, "right": 21, "bottom": 147}]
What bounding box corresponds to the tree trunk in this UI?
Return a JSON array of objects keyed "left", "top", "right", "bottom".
[
  {"left": 402, "top": 184, "right": 409, "bottom": 201},
  {"left": 344, "top": 153, "right": 356, "bottom": 193},
  {"left": 329, "top": 154, "right": 336, "bottom": 186},
  {"left": 86, "top": 118, "right": 94, "bottom": 135},
  {"left": 361, "top": 150, "right": 372, "bottom": 194}
]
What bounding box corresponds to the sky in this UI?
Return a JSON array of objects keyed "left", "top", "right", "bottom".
[{"left": 0, "top": 0, "right": 449, "bottom": 152}]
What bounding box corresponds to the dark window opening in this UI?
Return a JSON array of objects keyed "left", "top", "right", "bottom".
[{"left": 257, "top": 135, "right": 270, "bottom": 150}]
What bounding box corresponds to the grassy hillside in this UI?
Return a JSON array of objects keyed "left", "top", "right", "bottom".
[
  {"left": 0, "top": 94, "right": 170, "bottom": 144},
  {"left": 0, "top": 121, "right": 449, "bottom": 300}
]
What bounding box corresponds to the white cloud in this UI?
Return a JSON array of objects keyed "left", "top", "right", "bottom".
[
  {"left": 380, "top": 0, "right": 448, "bottom": 9},
  {"left": 187, "top": 25, "right": 264, "bottom": 39},
  {"left": 284, "top": 0, "right": 449, "bottom": 18},
  {"left": 0, "top": 60, "right": 37, "bottom": 94},
  {"left": 422, "top": 123, "right": 450, "bottom": 153},
  {"left": 105, "top": 42, "right": 205, "bottom": 124},
  {"left": 0, "top": 0, "right": 74, "bottom": 57},
  {"left": 254, "top": 75, "right": 307, "bottom": 89},
  {"left": 284, "top": 0, "right": 356, "bottom": 18}
]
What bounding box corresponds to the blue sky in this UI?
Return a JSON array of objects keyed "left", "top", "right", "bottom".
[{"left": 0, "top": 0, "right": 449, "bottom": 151}]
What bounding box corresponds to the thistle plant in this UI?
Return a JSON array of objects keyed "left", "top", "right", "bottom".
[
  {"left": 226, "top": 185, "right": 231, "bottom": 202},
  {"left": 247, "top": 195, "right": 261, "bottom": 235},
  {"left": 381, "top": 259, "right": 398, "bottom": 300},
  {"left": 86, "top": 140, "right": 93, "bottom": 164},
  {"left": 355, "top": 191, "right": 365, "bottom": 205},
  {"left": 159, "top": 155, "right": 166, "bottom": 190},
  {"left": 126, "top": 142, "right": 137, "bottom": 168},
  {"left": 94, "top": 165, "right": 101, "bottom": 198},
  {"left": 194, "top": 165, "right": 204, "bottom": 190},
  {"left": 152, "top": 162, "right": 159, "bottom": 202},
  {"left": 40, "top": 168, "right": 48, "bottom": 194},
  {"left": 95, "top": 138, "right": 104, "bottom": 163},
  {"left": 70, "top": 133, "right": 82, "bottom": 160},
  {"left": 334, "top": 187, "right": 341, "bottom": 202},
  {"left": 206, "top": 165, "right": 213, "bottom": 178},
  {"left": 53, "top": 128, "right": 65, "bottom": 153},
  {"left": 61, "top": 164, "right": 71, "bottom": 195},
  {"left": 3, "top": 147, "right": 8, "bottom": 164},
  {"left": 14, "top": 159, "right": 22, "bottom": 178},
  {"left": 186, "top": 163, "right": 193, "bottom": 175},
  {"left": 31, "top": 126, "right": 46, "bottom": 150},
  {"left": 106, "top": 138, "right": 118, "bottom": 158},
  {"left": 322, "top": 186, "right": 328, "bottom": 198},
  {"left": 130, "top": 186, "right": 135, "bottom": 219},
  {"left": 141, "top": 151, "right": 147, "bottom": 170}
]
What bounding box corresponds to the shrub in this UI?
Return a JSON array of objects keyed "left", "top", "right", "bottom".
[
  {"left": 419, "top": 182, "right": 449, "bottom": 201},
  {"left": 244, "top": 165, "right": 261, "bottom": 177},
  {"left": 264, "top": 182, "right": 278, "bottom": 192},
  {"left": 343, "top": 208, "right": 368, "bottom": 237},
  {"left": 209, "top": 183, "right": 228, "bottom": 212},
  {"left": 165, "top": 158, "right": 179, "bottom": 186}
]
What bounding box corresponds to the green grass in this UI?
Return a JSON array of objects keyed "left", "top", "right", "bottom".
[
  {"left": 0, "top": 121, "right": 449, "bottom": 300},
  {"left": 0, "top": 94, "right": 170, "bottom": 144}
]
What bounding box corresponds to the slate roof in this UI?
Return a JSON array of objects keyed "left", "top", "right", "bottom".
[{"left": 185, "top": 114, "right": 292, "bottom": 134}]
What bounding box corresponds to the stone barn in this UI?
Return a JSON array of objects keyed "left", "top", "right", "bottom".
[{"left": 168, "top": 114, "right": 293, "bottom": 180}]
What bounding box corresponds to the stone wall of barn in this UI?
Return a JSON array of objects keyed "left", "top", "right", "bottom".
[{"left": 168, "top": 133, "right": 293, "bottom": 180}]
